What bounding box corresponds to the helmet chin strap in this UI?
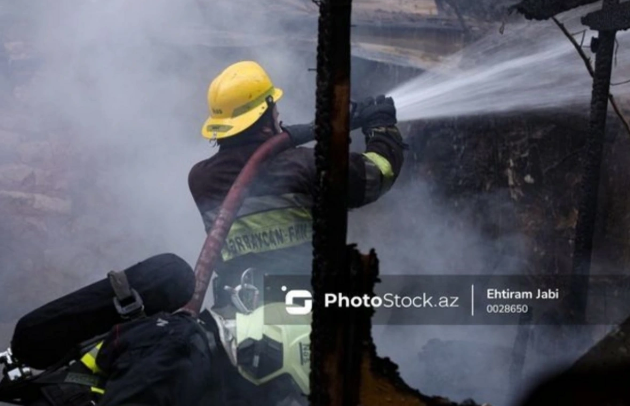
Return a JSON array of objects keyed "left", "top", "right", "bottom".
[
  {"left": 266, "top": 96, "right": 282, "bottom": 135},
  {"left": 275, "top": 120, "right": 284, "bottom": 135}
]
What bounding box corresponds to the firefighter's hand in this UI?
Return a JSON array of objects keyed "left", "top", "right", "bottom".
[
  {"left": 365, "top": 126, "right": 408, "bottom": 150},
  {"left": 356, "top": 95, "right": 397, "bottom": 135}
]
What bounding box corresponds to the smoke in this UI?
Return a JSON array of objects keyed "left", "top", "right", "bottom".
[
  {"left": 347, "top": 173, "right": 524, "bottom": 405},
  {"left": 0, "top": 0, "right": 316, "bottom": 323},
  {"left": 0, "top": 1, "right": 622, "bottom": 405},
  {"left": 348, "top": 5, "right": 629, "bottom": 405},
  {"left": 389, "top": 4, "right": 630, "bottom": 122}
]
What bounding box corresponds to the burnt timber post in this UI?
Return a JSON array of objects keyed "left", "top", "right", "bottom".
[
  {"left": 309, "top": 0, "right": 487, "bottom": 404},
  {"left": 512, "top": 0, "right": 630, "bottom": 327},
  {"left": 310, "top": 0, "right": 359, "bottom": 404},
  {"left": 569, "top": 0, "right": 623, "bottom": 324}
]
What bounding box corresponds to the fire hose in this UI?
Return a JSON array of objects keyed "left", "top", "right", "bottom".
[
  {"left": 0, "top": 158, "right": 285, "bottom": 398},
  {"left": 182, "top": 132, "right": 293, "bottom": 316}
]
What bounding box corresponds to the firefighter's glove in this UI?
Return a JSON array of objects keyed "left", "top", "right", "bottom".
[
  {"left": 365, "top": 126, "right": 409, "bottom": 150},
  {"left": 357, "top": 95, "right": 397, "bottom": 135},
  {"left": 284, "top": 123, "right": 315, "bottom": 146}
]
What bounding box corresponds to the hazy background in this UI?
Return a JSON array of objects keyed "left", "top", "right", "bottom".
[
  {"left": 0, "top": 0, "right": 317, "bottom": 287},
  {"left": 0, "top": 0, "right": 317, "bottom": 356},
  {"left": 0, "top": 1, "right": 622, "bottom": 405}
]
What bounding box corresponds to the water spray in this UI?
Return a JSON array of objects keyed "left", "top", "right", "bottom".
[{"left": 386, "top": 15, "right": 630, "bottom": 123}]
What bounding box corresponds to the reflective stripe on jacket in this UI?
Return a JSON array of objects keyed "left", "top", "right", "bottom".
[
  {"left": 201, "top": 193, "right": 313, "bottom": 261},
  {"left": 188, "top": 125, "right": 404, "bottom": 270}
]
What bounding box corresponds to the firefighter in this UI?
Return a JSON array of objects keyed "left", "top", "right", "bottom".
[
  {"left": 89, "top": 303, "right": 310, "bottom": 406},
  {"left": 0, "top": 255, "right": 309, "bottom": 406},
  {"left": 189, "top": 60, "right": 406, "bottom": 316},
  {"left": 85, "top": 304, "right": 310, "bottom": 406},
  {"left": 2, "top": 304, "right": 310, "bottom": 406}
]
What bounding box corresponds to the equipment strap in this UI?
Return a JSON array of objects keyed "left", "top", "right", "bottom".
[
  {"left": 40, "top": 379, "right": 101, "bottom": 406},
  {"left": 0, "top": 334, "right": 112, "bottom": 404},
  {"left": 34, "top": 370, "right": 104, "bottom": 389},
  {"left": 107, "top": 270, "right": 145, "bottom": 319},
  {"left": 108, "top": 270, "right": 133, "bottom": 302}
]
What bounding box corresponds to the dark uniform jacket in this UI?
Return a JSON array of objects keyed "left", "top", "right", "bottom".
[{"left": 188, "top": 124, "right": 405, "bottom": 306}]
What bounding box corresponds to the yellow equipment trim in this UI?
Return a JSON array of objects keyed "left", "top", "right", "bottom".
[
  {"left": 363, "top": 152, "right": 394, "bottom": 191},
  {"left": 80, "top": 342, "right": 103, "bottom": 375},
  {"left": 221, "top": 207, "right": 313, "bottom": 261},
  {"left": 91, "top": 387, "right": 105, "bottom": 395}
]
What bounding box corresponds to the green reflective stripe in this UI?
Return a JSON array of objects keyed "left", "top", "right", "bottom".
[
  {"left": 363, "top": 152, "right": 394, "bottom": 179},
  {"left": 200, "top": 193, "right": 314, "bottom": 261},
  {"left": 80, "top": 342, "right": 103, "bottom": 374},
  {"left": 363, "top": 152, "right": 394, "bottom": 191},
  {"left": 202, "top": 193, "right": 313, "bottom": 233},
  {"left": 221, "top": 207, "right": 312, "bottom": 261},
  {"left": 232, "top": 87, "right": 275, "bottom": 117},
  {"left": 205, "top": 124, "right": 233, "bottom": 133}
]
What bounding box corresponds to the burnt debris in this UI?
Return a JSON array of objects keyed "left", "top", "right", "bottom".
[{"left": 510, "top": 0, "right": 600, "bottom": 21}]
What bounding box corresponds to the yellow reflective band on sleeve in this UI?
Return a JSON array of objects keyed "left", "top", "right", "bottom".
[
  {"left": 221, "top": 207, "right": 313, "bottom": 261},
  {"left": 363, "top": 152, "right": 395, "bottom": 191},
  {"left": 363, "top": 152, "right": 394, "bottom": 179},
  {"left": 91, "top": 387, "right": 105, "bottom": 395},
  {"left": 80, "top": 342, "right": 103, "bottom": 374}
]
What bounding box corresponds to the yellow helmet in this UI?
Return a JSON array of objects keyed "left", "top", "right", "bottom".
[{"left": 202, "top": 61, "right": 284, "bottom": 140}]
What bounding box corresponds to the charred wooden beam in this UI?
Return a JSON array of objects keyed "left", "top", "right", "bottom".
[
  {"left": 581, "top": 1, "right": 630, "bottom": 31},
  {"left": 510, "top": 0, "right": 600, "bottom": 21},
  {"left": 309, "top": 0, "right": 486, "bottom": 404},
  {"left": 332, "top": 249, "right": 487, "bottom": 406},
  {"left": 569, "top": 0, "right": 620, "bottom": 324},
  {"left": 310, "top": 0, "right": 356, "bottom": 403}
]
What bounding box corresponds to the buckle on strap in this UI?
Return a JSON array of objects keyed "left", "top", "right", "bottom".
[
  {"left": 0, "top": 348, "right": 32, "bottom": 382},
  {"left": 224, "top": 268, "right": 260, "bottom": 315},
  {"left": 108, "top": 270, "right": 145, "bottom": 319}
]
